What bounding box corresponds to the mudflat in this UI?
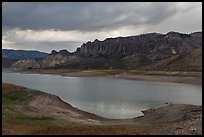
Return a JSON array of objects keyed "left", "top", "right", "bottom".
[{"left": 2, "top": 83, "right": 202, "bottom": 135}]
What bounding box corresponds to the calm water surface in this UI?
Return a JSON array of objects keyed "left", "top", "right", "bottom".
[{"left": 2, "top": 71, "right": 202, "bottom": 119}]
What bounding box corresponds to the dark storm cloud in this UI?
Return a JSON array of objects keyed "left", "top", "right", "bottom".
[{"left": 3, "top": 2, "right": 179, "bottom": 31}]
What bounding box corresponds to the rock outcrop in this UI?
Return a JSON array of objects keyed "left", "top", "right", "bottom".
[
  {"left": 58, "top": 49, "right": 71, "bottom": 55},
  {"left": 39, "top": 49, "right": 77, "bottom": 68},
  {"left": 51, "top": 50, "right": 58, "bottom": 55},
  {"left": 77, "top": 31, "right": 201, "bottom": 59},
  {"left": 39, "top": 51, "right": 70, "bottom": 68},
  {"left": 11, "top": 59, "right": 40, "bottom": 69}
]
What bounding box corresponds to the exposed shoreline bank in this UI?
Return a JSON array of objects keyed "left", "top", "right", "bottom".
[{"left": 2, "top": 68, "right": 202, "bottom": 85}]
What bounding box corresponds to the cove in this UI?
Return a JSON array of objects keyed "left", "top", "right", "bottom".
[{"left": 2, "top": 71, "right": 202, "bottom": 119}]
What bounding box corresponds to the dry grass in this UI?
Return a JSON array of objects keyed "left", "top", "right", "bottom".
[
  {"left": 128, "top": 70, "right": 202, "bottom": 77},
  {"left": 2, "top": 122, "right": 170, "bottom": 135},
  {"left": 2, "top": 83, "right": 26, "bottom": 96}
]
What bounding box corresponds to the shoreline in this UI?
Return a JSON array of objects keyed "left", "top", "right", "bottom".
[
  {"left": 3, "top": 68, "right": 202, "bottom": 85},
  {"left": 113, "top": 73, "right": 202, "bottom": 85},
  {"left": 2, "top": 83, "right": 202, "bottom": 135}
]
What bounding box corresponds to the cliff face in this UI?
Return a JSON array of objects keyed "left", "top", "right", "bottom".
[
  {"left": 77, "top": 32, "right": 202, "bottom": 59},
  {"left": 10, "top": 31, "right": 202, "bottom": 71}
]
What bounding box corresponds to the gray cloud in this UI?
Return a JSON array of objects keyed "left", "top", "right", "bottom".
[
  {"left": 2, "top": 2, "right": 185, "bottom": 31},
  {"left": 2, "top": 2, "right": 202, "bottom": 53}
]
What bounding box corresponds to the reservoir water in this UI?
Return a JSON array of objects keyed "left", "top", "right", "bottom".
[{"left": 2, "top": 71, "right": 202, "bottom": 119}]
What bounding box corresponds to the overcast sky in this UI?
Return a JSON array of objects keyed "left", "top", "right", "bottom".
[{"left": 2, "top": 2, "right": 202, "bottom": 53}]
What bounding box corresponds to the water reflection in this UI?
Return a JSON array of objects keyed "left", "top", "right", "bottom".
[{"left": 71, "top": 101, "right": 145, "bottom": 118}]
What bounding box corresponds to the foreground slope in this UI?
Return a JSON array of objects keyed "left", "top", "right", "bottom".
[{"left": 2, "top": 83, "right": 202, "bottom": 135}]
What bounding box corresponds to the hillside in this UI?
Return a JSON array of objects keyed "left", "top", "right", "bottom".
[
  {"left": 76, "top": 31, "right": 201, "bottom": 57},
  {"left": 10, "top": 31, "right": 202, "bottom": 71},
  {"left": 141, "top": 48, "right": 202, "bottom": 71},
  {"left": 53, "top": 31, "right": 202, "bottom": 71},
  {"left": 2, "top": 49, "right": 48, "bottom": 68}
]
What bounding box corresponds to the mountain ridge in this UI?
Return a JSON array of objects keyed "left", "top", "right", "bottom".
[
  {"left": 7, "top": 31, "right": 202, "bottom": 71},
  {"left": 2, "top": 49, "right": 48, "bottom": 60}
]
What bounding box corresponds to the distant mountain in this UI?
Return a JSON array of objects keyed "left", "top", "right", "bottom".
[
  {"left": 11, "top": 31, "right": 202, "bottom": 71},
  {"left": 2, "top": 49, "right": 48, "bottom": 60},
  {"left": 2, "top": 49, "right": 48, "bottom": 68}
]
